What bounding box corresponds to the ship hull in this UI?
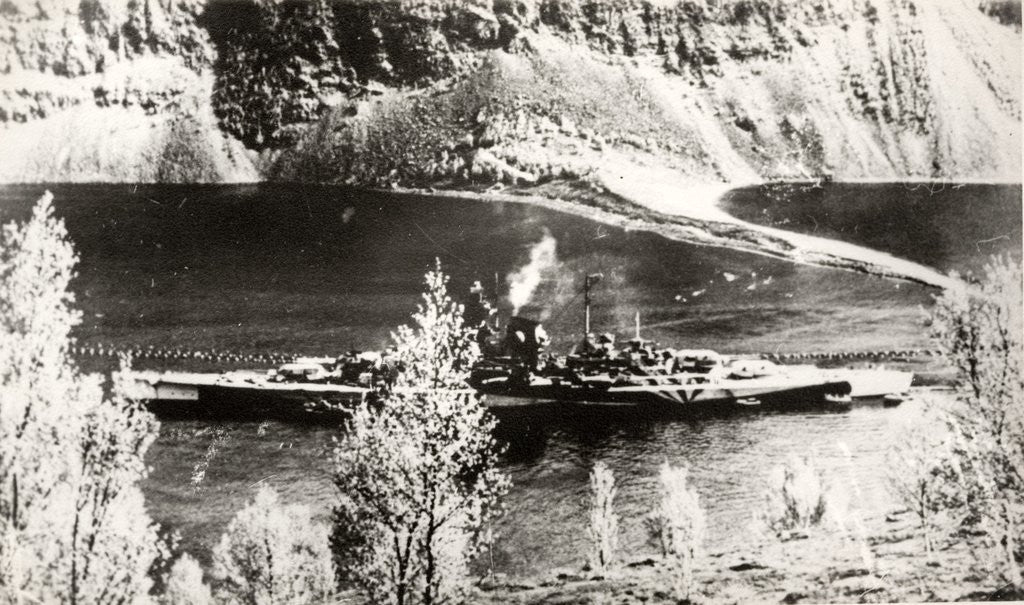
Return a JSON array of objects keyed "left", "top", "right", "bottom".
[
  {"left": 470, "top": 374, "right": 852, "bottom": 410},
  {"left": 129, "top": 369, "right": 857, "bottom": 419},
  {"left": 127, "top": 371, "right": 368, "bottom": 420}
]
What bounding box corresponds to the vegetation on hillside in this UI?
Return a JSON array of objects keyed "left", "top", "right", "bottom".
[
  {"left": 0, "top": 0, "right": 1019, "bottom": 183},
  {"left": 0, "top": 0, "right": 210, "bottom": 123},
  {"left": 204, "top": 0, "right": 352, "bottom": 148}
]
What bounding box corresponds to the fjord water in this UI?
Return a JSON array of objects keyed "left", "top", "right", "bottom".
[{"left": 0, "top": 183, "right": 1019, "bottom": 574}]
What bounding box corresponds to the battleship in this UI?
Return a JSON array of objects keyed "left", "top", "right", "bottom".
[
  {"left": 465, "top": 273, "right": 910, "bottom": 410},
  {"left": 127, "top": 274, "right": 912, "bottom": 417}
]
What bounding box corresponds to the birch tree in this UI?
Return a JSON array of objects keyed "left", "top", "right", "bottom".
[
  {"left": 332, "top": 261, "right": 509, "bottom": 605},
  {"left": 928, "top": 255, "right": 1023, "bottom": 588},
  {"left": 647, "top": 462, "right": 705, "bottom": 602},
  {"left": 212, "top": 485, "right": 335, "bottom": 605},
  {"left": 587, "top": 461, "right": 618, "bottom": 574},
  {"left": 0, "top": 192, "right": 164, "bottom": 604},
  {"left": 163, "top": 554, "right": 212, "bottom": 605}
]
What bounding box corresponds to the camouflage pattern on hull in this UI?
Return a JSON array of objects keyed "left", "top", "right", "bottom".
[{"left": 470, "top": 374, "right": 852, "bottom": 409}]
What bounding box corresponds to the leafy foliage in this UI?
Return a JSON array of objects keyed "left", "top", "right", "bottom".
[
  {"left": 0, "top": 192, "right": 164, "bottom": 603},
  {"left": 389, "top": 260, "right": 481, "bottom": 391},
  {"left": 211, "top": 484, "right": 336, "bottom": 605},
  {"left": 163, "top": 553, "right": 213, "bottom": 605},
  {"left": 928, "top": 255, "right": 1024, "bottom": 587},
  {"left": 587, "top": 460, "right": 618, "bottom": 574},
  {"left": 886, "top": 417, "right": 956, "bottom": 558},
  {"left": 978, "top": 0, "right": 1022, "bottom": 28},
  {"left": 761, "top": 455, "right": 828, "bottom": 535},
  {"left": 646, "top": 462, "right": 705, "bottom": 602},
  {"left": 332, "top": 260, "right": 509, "bottom": 605}
]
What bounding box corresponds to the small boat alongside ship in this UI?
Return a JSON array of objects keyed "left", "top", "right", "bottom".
[
  {"left": 707, "top": 358, "right": 913, "bottom": 400},
  {"left": 126, "top": 274, "right": 913, "bottom": 417}
]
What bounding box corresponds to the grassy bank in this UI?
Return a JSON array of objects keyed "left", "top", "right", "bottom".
[
  {"left": 471, "top": 509, "right": 1020, "bottom": 604},
  {"left": 316, "top": 501, "right": 1019, "bottom": 604}
]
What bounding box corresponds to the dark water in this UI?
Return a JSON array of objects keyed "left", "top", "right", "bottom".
[
  {"left": 4, "top": 182, "right": 1017, "bottom": 356},
  {"left": 146, "top": 400, "right": 930, "bottom": 576},
  {"left": 0, "top": 182, "right": 1019, "bottom": 575},
  {"left": 721, "top": 182, "right": 1023, "bottom": 275}
]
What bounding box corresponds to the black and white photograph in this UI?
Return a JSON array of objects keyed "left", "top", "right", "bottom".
[{"left": 0, "top": 1, "right": 1021, "bottom": 603}]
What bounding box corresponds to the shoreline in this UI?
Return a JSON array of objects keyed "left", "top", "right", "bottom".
[
  {"left": 4, "top": 176, "right": 1013, "bottom": 289},
  {"left": 469, "top": 506, "right": 1019, "bottom": 604},
  {"left": 383, "top": 177, "right": 967, "bottom": 289}
]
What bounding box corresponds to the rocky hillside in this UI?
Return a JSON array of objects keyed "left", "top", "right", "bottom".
[
  {"left": 0, "top": 0, "right": 254, "bottom": 182},
  {"left": 0, "top": 0, "right": 1019, "bottom": 187}
]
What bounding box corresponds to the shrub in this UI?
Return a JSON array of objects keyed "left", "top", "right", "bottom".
[
  {"left": 647, "top": 462, "right": 705, "bottom": 602},
  {"left": 587, "top": 461, "right": 619, "bottom": 574},
  {"left": 212, "top": 485, "right": 336, "bottom": 605},
  {"left": 928, "top": 255, "right": 1023, "bottom": 587},
  {"left": 829, "top": 442, "right": 876, "bottom": 569},
  {"left": 761, "top": 455, "right": 828, "bottom": 535},
  {"left": 0, "top": 192, "right": 165, "bottom": 603},
  {"left": 332, "top": 261, "right": 509, "bottom": 605},
  {"left": 163, "top": 553, "right": 213, "bottom": 605},
  {"left": 886, "top": 418, "right": 955, "bottom": 558}
]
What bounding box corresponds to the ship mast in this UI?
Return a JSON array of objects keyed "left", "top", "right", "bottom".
[{"left": 583, "top": 273, "right": 602, "bottom": 334}]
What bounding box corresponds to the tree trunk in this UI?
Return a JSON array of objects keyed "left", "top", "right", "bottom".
[{"left": 1003, "top": 507, "right": 1022, "bottom": 588}]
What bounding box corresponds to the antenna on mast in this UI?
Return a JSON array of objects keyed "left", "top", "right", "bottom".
[
  {"left": 494, "top": 271, "right": 500, "bottom": 328},
  {"left": 583, "top": 273, "right": 603, "bottom": 334},
  {"left": 635, "top": 310, "right": 641, "bottom": 340}
]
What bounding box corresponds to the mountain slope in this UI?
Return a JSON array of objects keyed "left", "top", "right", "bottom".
[{"left": 0, "top": 0, "right": 1018, "bottom": 187}]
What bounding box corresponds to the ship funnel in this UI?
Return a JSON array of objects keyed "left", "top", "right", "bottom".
[{"left": 506, "top": 316, "right": 548, "bottom": 370}]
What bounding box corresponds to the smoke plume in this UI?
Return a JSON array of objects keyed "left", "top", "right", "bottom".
[{"left": 507, "top": 230, "right": 558, "bottom": 315}]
